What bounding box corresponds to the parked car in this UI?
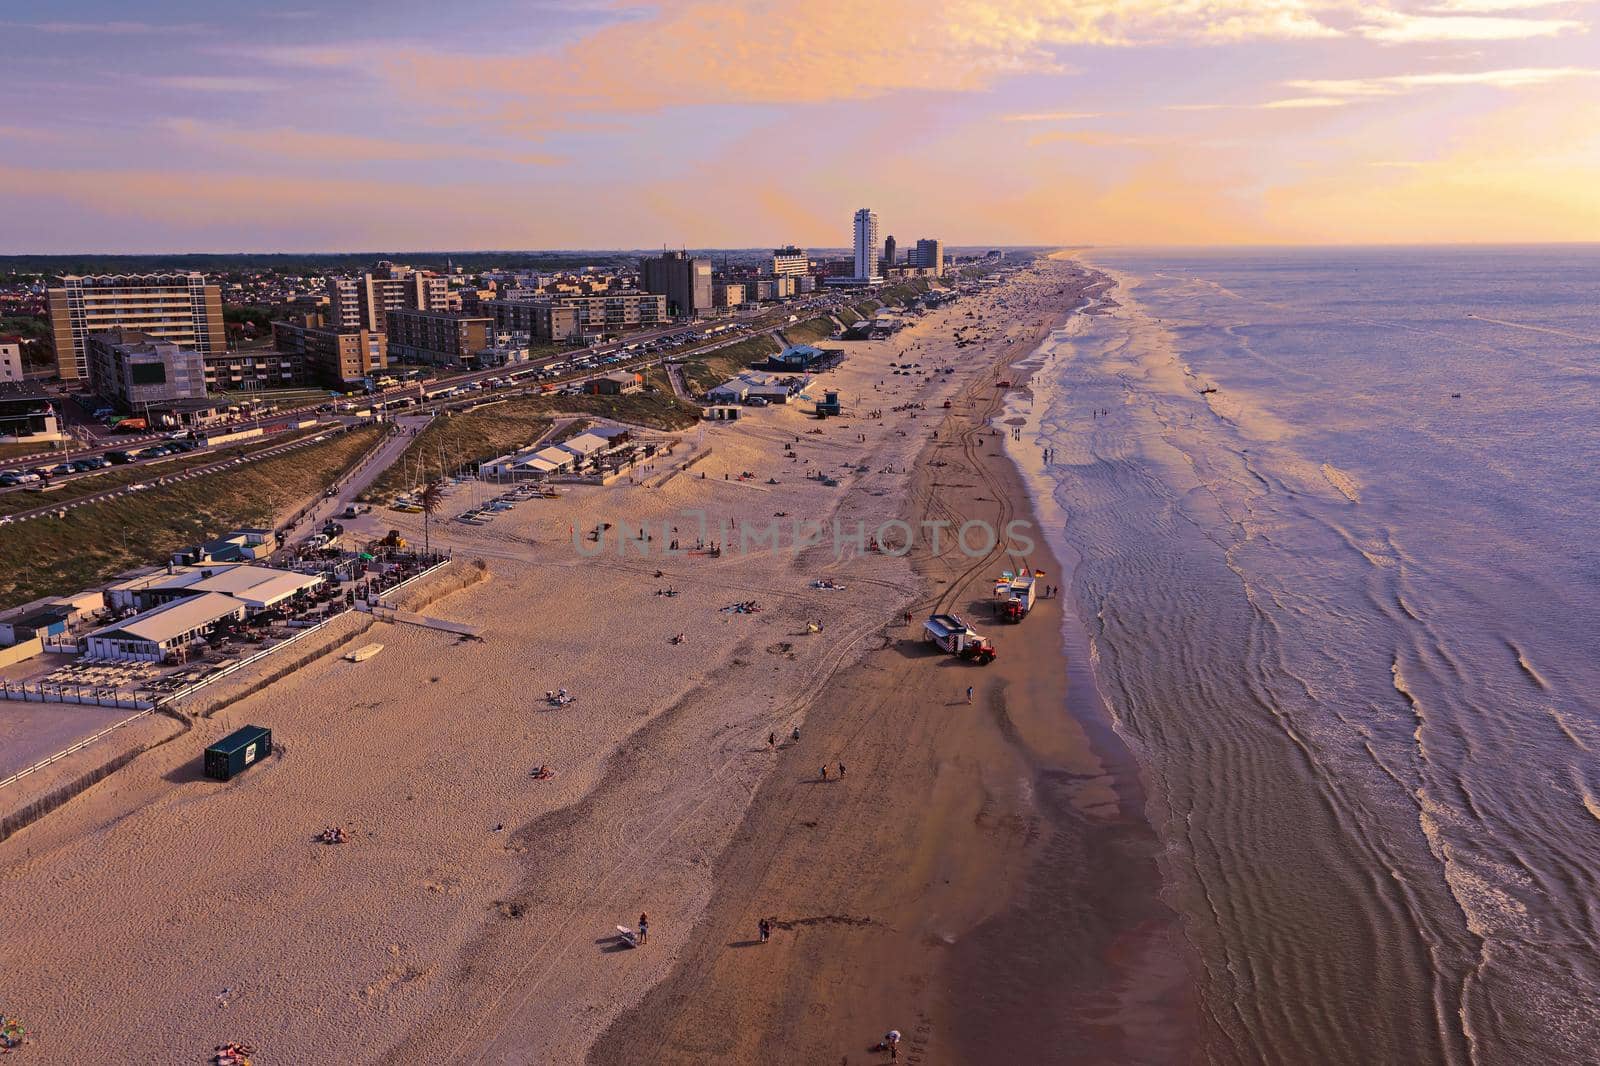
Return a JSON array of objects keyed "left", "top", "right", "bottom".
[{"left": 105, "top": 450, "right": 134, "bottom": 465}]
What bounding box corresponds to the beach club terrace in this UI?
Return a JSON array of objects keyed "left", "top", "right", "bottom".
[
  {"left": 85, "top": 592, "right": 248, "bottom": 662},
  {"left": 480, "top": 425, "right": 635, "bottom": 481},
  {"left": 706, "top": 371, "right": 808, "bottom": 405},
  {"left": 766, "top": 344, "right": 844, "bottom": 373},
  {"left": 86, "top": 563, "right": 328, "bottom": 662}
]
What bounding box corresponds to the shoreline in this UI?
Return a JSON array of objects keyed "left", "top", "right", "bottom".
[
  {"left": 0, "top": 259, "right": 1190, "bottom": 1063},
  {"left": 589, "top": 260, "right": 1193, "bottom": 1063}
]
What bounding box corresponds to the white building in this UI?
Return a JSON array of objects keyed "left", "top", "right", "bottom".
[
  {"left": 852, "top": 209, "right": 882, "bottom": 284},
  {"left": 85, "top": 592, "right": 248, "bottom": 662},
  {"left": 0, "top": 336, "right": 23, "bottom": 382},
  {"left": 770, "top": 246, "right": 809, "bottom": 277}
]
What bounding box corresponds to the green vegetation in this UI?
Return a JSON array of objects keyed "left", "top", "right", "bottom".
[
  {"left": 677, "top": 335, "right": 781, "bottom": 394},
  {"left": 0, "top": 426, "right": 381, "bottom": 610},
  {"left": 782, "top": 316, "right": 837, "bottom": 346},
  {"left": 0, "top": 316, "right": 50, "bottom": 341},
  {"left": 836, "top": 307, "right": 862, "bottom": 326},
  {"left": 362, "top": 406, "right": 555, "bottom": 501},
  {"left": 1, "top": 441, "right": 57, "bottom": 462},
  {"left": 223, "top": 305, "right": 274, "bottom": 332},
  {"left": 852, "top": 298, "right": 882, "bottom": 318},
  {"left": 876, "top": 278, "right": 933, "bottom": 306},
  {"left": 362, "top": 383, "right": 700, "bottom": 501}
]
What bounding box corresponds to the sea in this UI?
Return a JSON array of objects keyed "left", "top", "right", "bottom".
[{"left": 1011, "top": 247, "right": 1600, "bottom": 1065}]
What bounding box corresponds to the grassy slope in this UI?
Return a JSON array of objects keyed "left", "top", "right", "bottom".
[
  {"left": 363, "top": 406, "right": 554, "bottom": 501},
  {"left": 0, "top": 426, "right": 381, "bottom": 610},
  {"left": 361, "top": 387, "right": 700, "bottom": 501},
  {"left": 0, "top": 430, "right": 326, "bottom": 517},
  {"left": 781, "top": 316, "right": 837, "bottom": 346},
  {"left": 678, "top": 335, "right": 781, "bottom": 394}
]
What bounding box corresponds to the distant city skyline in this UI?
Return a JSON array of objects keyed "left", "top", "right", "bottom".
[{"left": 2, "top": 0, "right": 1597, "bottom": 252}]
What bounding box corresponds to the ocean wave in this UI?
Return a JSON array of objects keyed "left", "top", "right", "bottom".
[
  {"left": 1507, "top": 640, "right": 1550, "bottom": 691},
  {"left": 1321, "top": 462, "right": 1361, "bottom": 504}
]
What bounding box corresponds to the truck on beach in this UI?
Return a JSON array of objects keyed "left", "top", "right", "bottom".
[
  {"left": 924, "top": 613, "right": 997, "bottom": 664},
  {"left": 994, "top": 571, "right": 1037, "bottom": 623}
]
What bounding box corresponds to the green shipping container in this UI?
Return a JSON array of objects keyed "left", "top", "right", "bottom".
[{"left": 204, "top": 725, "right": 273, "bottom": 781}]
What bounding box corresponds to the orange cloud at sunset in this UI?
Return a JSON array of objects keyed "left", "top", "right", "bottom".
[{"left": 1, "top": 0, "right": 1596, "bottom": 250}]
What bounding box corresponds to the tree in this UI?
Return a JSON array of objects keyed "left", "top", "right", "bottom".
[{"left": 419, "top": 480, "right": 444, "bottom": 559}]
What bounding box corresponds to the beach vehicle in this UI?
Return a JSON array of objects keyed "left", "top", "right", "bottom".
[
  {"left": 204, "top": 725, "right": 273, "bottom": 781},
  {"left": 994, "top": 571, "right": 1037, "bottom": 623},
  {"left": 924, "top": 613, "right": 997, "bottom": 664}
]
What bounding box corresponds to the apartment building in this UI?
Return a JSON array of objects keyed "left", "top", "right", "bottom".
[
  {"left": 747, "top": 276, "right": 796, "bottom": 301},
  {"left": 327, "top": 261, "right": 449, "bottom": 331},
  {"left": 770, "top": 246, "right": 809, "bottom": 278},
  {"left": 86, "top": 331, "right": 208, "bottom": 412},
  {"left": 641, "top": 251, "right": 713, "bottom": 317},
  {"left": 853, "top": 209, "right": 882, "bottom": 283},
  {"left": 385, "top": 308, "right": 493, "bottom": 367},
  {"left": 0, "top": 335, "right": 23, "bottom": 382},
  {"left": 910, "top": 238, "right": 946, "bottom": 273},
  {"left": 48, "top": 273, "right": 225, "bottom": 383},
  {"left": 713, "top": 282, "right": 746, "bottom": 309},
  {"left": 202, "top": 350, "right": 306, "bottom": 391},
  {"left": 486, "top": 293, "right": 666, "bottom": 342},
  {"left": 272, "top": 317, "right": 387, "bottom": 386}
]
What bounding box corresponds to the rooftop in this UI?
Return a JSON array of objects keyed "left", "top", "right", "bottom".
[{"left": 90, "top": 592, "right": 244, "bottom": 645}]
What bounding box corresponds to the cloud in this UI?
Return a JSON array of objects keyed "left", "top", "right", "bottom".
[
  {"left": 1355, "top": 9, "right": 1584, "bottom": 40},
  {"left": 362, "top": 0, "right": 1347, "bottom": 128},
  {"left": 143, "top": 75, "right": 282, "bottom": 93},
  {"left": 1423, "top": 0, "right": 1580, "bottom": 10},
  {"left": 1002, "top": 112, "right": 1104, "bottom": 122},
  {"left": 0, "top": 19, "right": 209, "bottom": 35},
  {"left": 1288, "top": 65, "right": 1600, "bottom": 95},
  {"left": 1259, "top": 95, "right": 1351, "bottom": 107},
  {"left": 161, "top": 119, "right": 561, "bottom": 166},
  {"left": 1027, "top": 130, "right": 1169, "bottom": 147}
]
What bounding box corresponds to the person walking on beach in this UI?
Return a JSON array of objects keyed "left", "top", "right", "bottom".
[
  {"left": 885, "top": 1029, "right": 902, "bottom": 1058},
  {"left": 638, "top": 913, "right": 649, "bottom": 945},
  {"left": 838, "top": 761, "right": 846, "bottom": 778},
  {"left": 792, "top": 726, "right": 801, "bottom": 742},
  {"left": 759, "top": 918, "right": 770, "bottom": 943},
  {"left": 820, "top": 765, "right": 828, "bottom": 780},
  {"left": 769, "top": 732, "right": 776, "bottom": 748},
  {"left": 966, "top": 685, "right": 974, "bottom": 704}
]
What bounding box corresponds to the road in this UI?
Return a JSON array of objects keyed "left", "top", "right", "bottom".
[
  {"left": 0, "top": 427, "right": 357, "bottom": 526},
  {"left": 2, "top": 299, "right": 843, "bottom": 510}
]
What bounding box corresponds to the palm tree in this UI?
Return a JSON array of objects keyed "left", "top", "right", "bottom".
[{"left": 419, "top": 479, "right": 444, "bottom": 560}]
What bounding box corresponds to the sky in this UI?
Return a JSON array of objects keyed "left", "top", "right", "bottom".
[{"left": 1, "top": 0, "right": 1597, "bottom": 252}]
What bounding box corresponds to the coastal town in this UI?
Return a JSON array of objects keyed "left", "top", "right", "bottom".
[{"left": 0, "top": 210, "right": 1108, "bottom": 1062}]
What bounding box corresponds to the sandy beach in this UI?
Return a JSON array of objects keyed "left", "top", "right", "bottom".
[{"left": 0, "top": 258, "right": 1183, "bottom": 1063}]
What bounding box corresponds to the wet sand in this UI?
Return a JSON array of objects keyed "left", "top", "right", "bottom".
[
  {"left": 589, "top": 264, "right": 1194, "bottom": 1065},
  {"left": 0, "top": 260, "right": 1188, "bottom": 1063}
]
